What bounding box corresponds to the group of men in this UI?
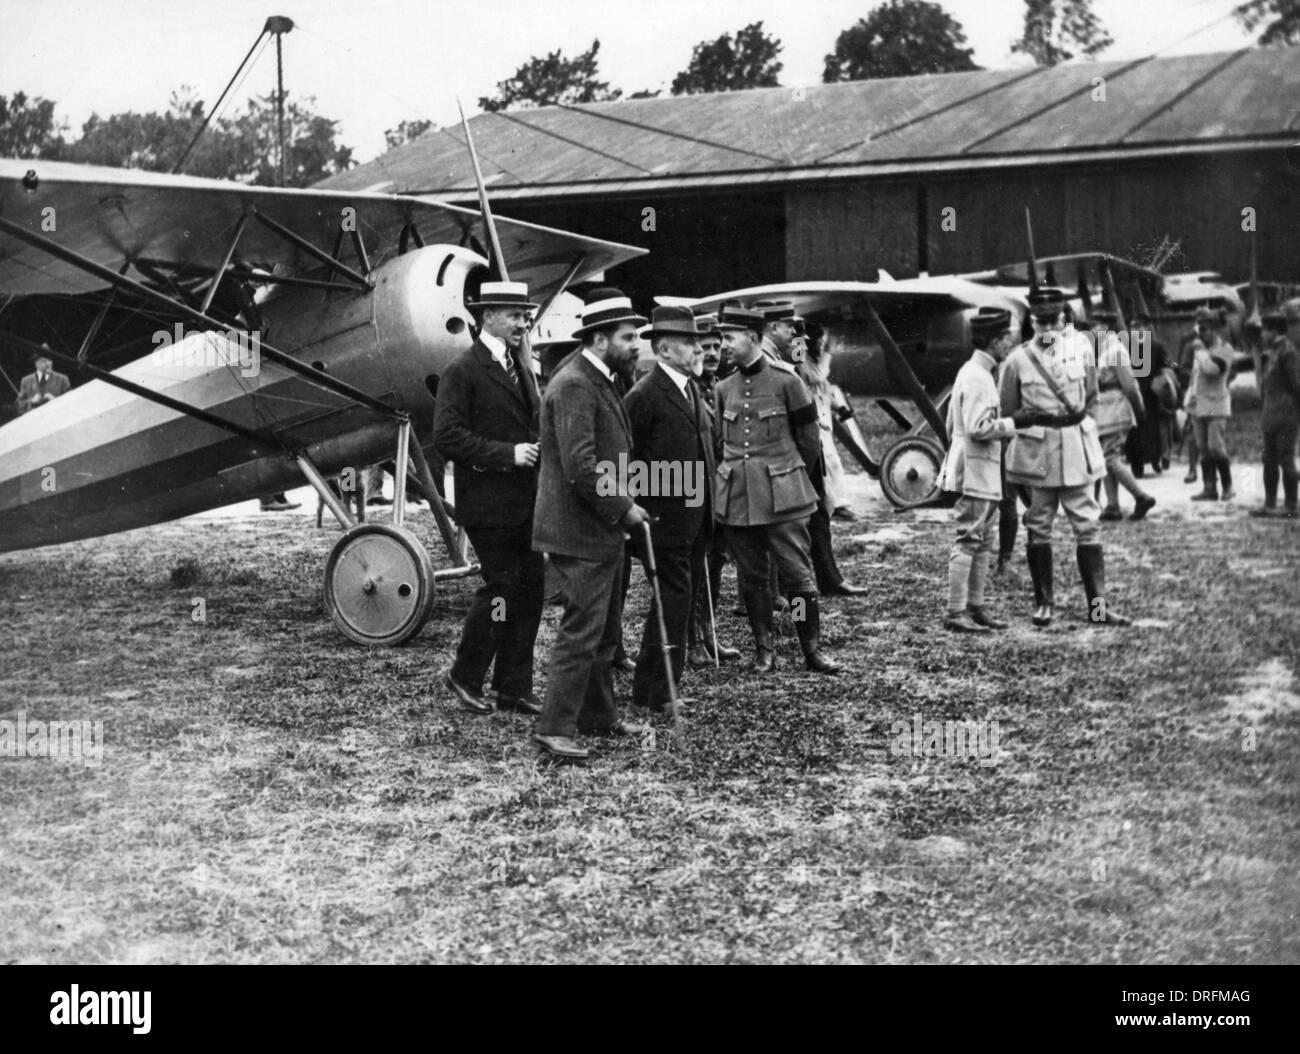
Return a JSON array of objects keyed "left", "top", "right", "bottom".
[
  {"left": 431, "top": 282, "right": 846, "bottom": 762},
  {"left": 939, "top": 290, "right": 1300, "bottom": 636}
]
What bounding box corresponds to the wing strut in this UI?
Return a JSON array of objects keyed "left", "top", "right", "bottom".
[{"left": 0, "top": 214, "right": 396, "bottom": 417}]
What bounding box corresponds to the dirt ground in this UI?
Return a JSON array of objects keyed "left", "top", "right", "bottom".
[{"left": 2, "top": 397, "right": 1297, "bottom": 964}]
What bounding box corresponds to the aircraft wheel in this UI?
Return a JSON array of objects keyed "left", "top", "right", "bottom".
[
  {"left": 323, "top": 522, "right": 435, "bottom": 646},
  {"left": 879, "top": 436, "right": 947, "bottom": 509}
]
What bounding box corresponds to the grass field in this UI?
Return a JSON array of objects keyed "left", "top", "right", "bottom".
[{"left": 2, "top": 394, "right": 1297, "bottom": 964}]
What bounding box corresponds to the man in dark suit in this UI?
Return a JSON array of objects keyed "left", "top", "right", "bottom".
[
  {"left": 531, "top": 291, "right": 651, "bottom": 761},
  {"left": 433, "top": 280, "right": 545, "bottom": 716},
  {"left": 624, "top": 306, "right": 723, "bottom": 713},
  {"left": 16, "top": 352, "right": 70, "bottom": 414}
]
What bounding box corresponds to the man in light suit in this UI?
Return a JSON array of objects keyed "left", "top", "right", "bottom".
[
  {"left": 624, "top": 305, "right": 721, "bottom": 713},
  {"left": 531, "top": 291, "right": 651, "bottom": 762},
  {"left": 939, "top": 308, "right": 1045, "bottom": 633},
  {"left": 433, "top": 280, "right": 545, "bottom": 717},
  {"left": 17, "top": 352, "right": 70, "bottom": 414}
]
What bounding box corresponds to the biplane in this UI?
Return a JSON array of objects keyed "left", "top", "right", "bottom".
[
  {"left": 0, "top": 158, "right": 645, "bottom": 645},
  {"left": 682, "top": 275, "right": 1027, "bottom": 509}
]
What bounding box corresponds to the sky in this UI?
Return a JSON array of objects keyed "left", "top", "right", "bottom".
[{"left": 1, "top": 0, "right": 1261, "bottom": 164}]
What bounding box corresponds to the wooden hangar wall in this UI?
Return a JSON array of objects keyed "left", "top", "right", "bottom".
[
  {"left": 498, "top": 145, "right": 1296, "bottom": 304},
  {"left": 784, "top": 147, "right": 1297, "bottom": 283}
]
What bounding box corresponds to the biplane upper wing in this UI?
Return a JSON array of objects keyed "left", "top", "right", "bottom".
[
  {"left": 966, "top": 252, "right": 1166, "bottom": 303},
  {"left": 0, "top": 159, "right": 644, "bottom": 303},
  {"left": 684, "top": 280, "right": 969, "bottom": 320}
]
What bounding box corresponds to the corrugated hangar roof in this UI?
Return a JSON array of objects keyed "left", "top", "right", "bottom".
[{"left": 321, "top": 47, "right": 1299, "bottom": 200}]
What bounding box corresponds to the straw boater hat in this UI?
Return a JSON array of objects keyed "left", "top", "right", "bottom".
[
  {"left": 466, "top": 279, "right": 537, "bottom": 311},
  {"left": 572, "top": 287, "right": 646, "bottom": 337},
  {"left": 715, "top": 305, "right": 764, "bottom": 334}
]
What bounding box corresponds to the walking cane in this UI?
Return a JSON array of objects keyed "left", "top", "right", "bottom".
[
  {"left": 701, "top": 563, "right": 721, "bottom": 669},
  {"left": 641, "top": 521, "right": 684, "bottom": 739}
]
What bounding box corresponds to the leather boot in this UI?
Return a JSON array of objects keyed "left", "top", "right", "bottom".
[
  {"left": 1191, "top": 459, "right": 1218, "bottom": 500},
  {"left": 742, "top": 583, "right": 777, "bottom": 673},
  {"left": 793, "top": 593, "right": 840, "bottom": 674},
  {"left": 966, "top": 552, "right": 1007, "bottom": 630},
  {"left": 1026, "top": 543, "right": 1054, "bottom": 627},
  {"left": 1076, "top": 543, "right": 1131, "bottom": 627}
]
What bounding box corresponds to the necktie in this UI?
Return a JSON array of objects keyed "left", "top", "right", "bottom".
[{"left": 502, "top": 354, "right": 518, "bottom": 388}]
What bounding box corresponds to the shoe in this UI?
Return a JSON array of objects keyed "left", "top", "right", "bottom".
[
  {"left": 1190, "top": 490, "right": 1218, "bottom": 502},
  {"left": 774, "top": 596, "right": 790, "bottom": 615},
  {"left": 1130, "top": 496, "right": 1156, "bottom": 521},
  {"left": 367, "top": 496, "right": 393, "bottom": 506},
  {"left": 752, "top": 648, "right": 777, "bottom": 674},
  {"left": 824, "top": 581, "right": 867, "bottom": 596},
  {"left": 496, "top": 691, "right": 543, "bottom": 715},
  {"left": 611, "top": 655, "right": 637, "bottom": 674},
  {"left": 532, "top": 734, "right": 588, "bottom": 761},
  {"left": 1183, "top": 469, "right": 1197, "bottom": 484},
  {"left": 1100, "top": 505, "right": 1123, "bottom": 521},
  {"left": 259, "top": 499, "right": 298, "bottom": 512},
  {"left": 804, "top": 651, "right": 841, "bottom": 674},
  {"left": 687, "top": 646, "right": 714, "bottom": 668},
  {"left": 711, "top": 643, "right": 741, "bottom": 661},
  {"left": 994, "top": 554, "right": 1013, "bottom": 576},
  {"left": 944, "top": 611, "right": 992, "bottom": 634},
  {"left": 445, "top": 671, "right": 493, "bottom": 715},
  {"left": 1249, "top": 505, "right": 1279, "bottom": 518},
  {"left": 577, "top": 719, "right": 649, "bottom": 737},
  {"left": 966, "top": 606, "right": 1008, "bottom": 630},
  {"left": 1220, "top": 487, "right": 1235, "bottom": 501},
  {"left": 832, "top": 507, "right": 857, "bottom": 521}
]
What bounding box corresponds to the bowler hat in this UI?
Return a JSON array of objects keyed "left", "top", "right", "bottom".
[{"left": 467, "top": 280, "right": 537, "bottom": 311}]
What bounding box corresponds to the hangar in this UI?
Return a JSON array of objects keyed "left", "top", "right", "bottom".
[{"left": 322, "top": 47, "right": 1300, "bottom": 303}]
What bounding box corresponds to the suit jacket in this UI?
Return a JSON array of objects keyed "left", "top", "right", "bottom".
[
  {"left": 623, "top": 363, "right": 715, "bottom": 550},
  {"left": 939, "top": 350, "right": 1017, "bottom": 501},
  {"left": 533, "top": 352, "right": 635, "bottom": 559},
  {"left": 17, "top": 370, "right": 70, "bottom": 414},
  {"left": 432, "top": 339, "right": 540, "bottom": 528}
]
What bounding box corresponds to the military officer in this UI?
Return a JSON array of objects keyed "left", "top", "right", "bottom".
[
  {"left": 1187, "top": 306, "right": 1237, "bottom": 502},
  {"left": 1000, "top": 288, "right": 1131, "bottom": 628},
  {"left": 755, "top": 300, "right": 800, "bottom": 371},
  {"left": 939, "top": 308, "right": 1046, "bottom": 632},
  {"left": 714, "top": 306, "right": 839, "bottom": 674}
]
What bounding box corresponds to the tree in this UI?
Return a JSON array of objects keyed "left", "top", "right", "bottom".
[
  {"left": 1235, "top": 0, "right": 1300, "bottom": 45},
  {"left": 63, "top": 87, "right": 352, "bottom": 187},
  {"left": 384, "top": 118, "right": 434, "bottom": 150},
  {"left": 0, "top": 91, "right": 66, "bottom": 158},
  {"left": 479, "top": 39, "right": 621, "bottom": 112},
  {"left": 671, "top": 21, "right": 783, "bottom": 95},
  {"left": 823, "top": 1, "right": 979, "bottom": 82},
  {"left": 1011, "top": 0, "right": 1112, "bottom": 65}
]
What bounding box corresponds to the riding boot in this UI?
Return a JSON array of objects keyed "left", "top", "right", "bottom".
[
  {"left": 742, "top": 582, "right": 776, "bottom": 673},
  {"left": 792, "top": 593, "right": 839, "bottom": 674},
  {"left": 1026, "top": 543, "right": 1054, "bottom": 628},
  {"left": 1191, "top": 459, "right": 1218, "bottom": 500},
  {"left": 1076, "top": 543, "right": 1131, "bottom": 627}
]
